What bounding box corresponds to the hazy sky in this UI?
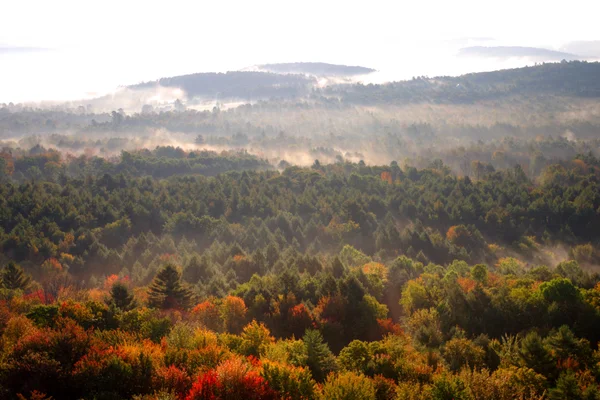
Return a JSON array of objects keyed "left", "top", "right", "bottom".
[{"left": 2, "top": 0, "right": 599, "bottom": 102}]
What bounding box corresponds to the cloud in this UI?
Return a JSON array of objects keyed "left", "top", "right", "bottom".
[
  {"left": 458, "top": 46, "right": 581, "bottom": 61},
  {"left": 0, "top": 45, "right": 52, "bottom": 54},
  {"left": 560, "top": 41, "right": 600, "bottom": 58}
]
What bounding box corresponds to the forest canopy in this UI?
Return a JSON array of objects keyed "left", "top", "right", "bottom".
[{"left": 1, "top": 61, "right": 600, "bottom": 399}]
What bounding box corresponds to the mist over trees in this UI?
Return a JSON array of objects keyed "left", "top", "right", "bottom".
[{"left": 1, "top": 61, "right": 600, "bottom": 399}]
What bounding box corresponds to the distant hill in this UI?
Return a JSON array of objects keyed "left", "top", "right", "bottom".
[
  {"left": 255, "top": 62, "right": 375, "bottom": 76},
  {"left": 459, "top": 46, "right": 581, "bottom": 61},
  {"left": 129, "top": 71, "right": 314, "bottom": 100},
  {"left": 325, "top": 60, "right": 600, "bottom": 104},
  {"left": 127, "top": 63, "right": 375, "bottom": 101},
  {"left": 127, "top": 60, "right": 600, "bottom": 106}
]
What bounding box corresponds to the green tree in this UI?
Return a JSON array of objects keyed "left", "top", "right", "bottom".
[
  {"left": 442, "top": 338, "right": 485, "bottom": 372},
  {"left": 545, "top": 325, "right": 592, "bottom": 367},
  {"left": 338, "top": 340, "right": 372, "bottom": 374},
  {"left": 548, "top": 372, "right": 582, "bottom": 400},
  {"left": 331, "top": 257, "right": 346, "bottom": 279},
  {"left": 430, "top": 373, "right": 470, "bottom": 400},
  {"left": 519, "top": 332, "right": 556, "bottom": 379},
  {"left": 471, "top": 264, "right": 488, "bottom": 284},
  {"left": 0, "top": 261, "right": 32, "bottom": 291},
  {"left": 183, "top": 255, "right": 212, "bottom": 284},
  {"left": 147, "top": 263, "right": 193, "bottom": 310},
  {"left": 108, "top": 282, "right": 136, "bottom": 311},
  {"left": 303, "top": 329, "right": 337, "bottom": 382}
]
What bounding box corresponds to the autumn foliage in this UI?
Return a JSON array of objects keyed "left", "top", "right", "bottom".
[{"left": 186, "top": 358, "right": 275, "bottom": 400}]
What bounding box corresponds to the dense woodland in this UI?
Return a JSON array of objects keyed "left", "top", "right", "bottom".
[{"left": 1, "top": 62, "right": 600, "bottom": 399}]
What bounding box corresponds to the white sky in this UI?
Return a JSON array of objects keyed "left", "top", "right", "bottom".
[{"left": 1, "top": 0, "right": 599, "bottom": 102}]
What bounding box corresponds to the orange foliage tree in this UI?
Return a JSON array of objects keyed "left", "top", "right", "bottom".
[{"left": 193, "top": 300, "right": 223, "bottom": 332}]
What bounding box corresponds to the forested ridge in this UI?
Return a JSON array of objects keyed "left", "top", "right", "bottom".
[
  {"left": 327, "top": 61, "right": 600, "bottom": 105},
  {"left": 126, "top": 61, "right": 600, "bottom": 104}
]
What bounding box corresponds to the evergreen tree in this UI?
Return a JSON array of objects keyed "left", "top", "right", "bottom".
[
  {"left": 265, "top": 243, "right": 280, "bottom": 268},
  {"left": 331, "top": 257, "right": 345, "bottom": 278},
  {"left": 108, "top": 282, "right": 136, "bottom": 311},
  {"left": 148, "top": 263, "right": 193, "bottom": 310},
  {"left": 546, "top": 325, "right": 592, "bottom": 365},
  {"left": 183, "top": 255, "right": 211, "bottom": 284},
  {"left": 548, "top": 372, "right": 582, "bottom": 400},
  {"left": 303, "top": 329, "right": 337, "bottom": 382},
  {"left": 318, "top": 272, "right": 339, "bottom": 297},
  {"left": 251, "top": 250, "right": 266, "bottom": 275},
  {"left": 0, "top": 261, "right": 32, "bottom": 291},
  {"left": 519, "top": 331, "right": 556, "bottom": 379}
]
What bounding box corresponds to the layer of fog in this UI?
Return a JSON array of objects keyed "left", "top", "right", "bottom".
[
  {"left": 5, "top": 94, "right": 600, "bottom": 174},
  {"left": 2, "top": 37, "right": 598, "bottom": 104}
]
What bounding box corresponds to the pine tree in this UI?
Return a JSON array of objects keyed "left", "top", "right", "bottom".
[
  {"left": 546, "top": 325, "right": 591, "bottom": 364},
  {"left": 519, "top": 331, "right": 556, "bottom": 379},
  {"left": 303, "top": 329, "right": 337, "bottom": 382},
  {"left": 331, "top": 257, "right": 345, "bottom": 278},
  {"left": 548, "top": 372, "right": 582, "bottom": 400},
  {"left": 108, "top": 282, "right": 136, "bottom": 311},
  {"left": 183, "top": 255, "right": 211, "bottom": 284},
  {"left": 251, "top": 250, "right": 266, "bottom": 275},
  {"left": 265, "top": 243, "right": 279, "bottom": 268},
  {"left": 0, "top": 261, "right": 32, "bottom": 291},
  {"left": 319, "top": 273, "right": 339, "bottom": 297},
  {"left": 148, "top": 263, "right": 193, "bottom": 310}
]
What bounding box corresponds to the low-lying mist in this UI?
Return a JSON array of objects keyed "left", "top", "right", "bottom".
[{"left": 3, "top": 61, "right": 600, "bottom": 180}]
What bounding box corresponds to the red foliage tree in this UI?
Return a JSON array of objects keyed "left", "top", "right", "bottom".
[
  {"left": 156, "top": 365, "right": 193, "bottom": 398},
  {"left": 186, "top": 358, "right": 275, "bottom": 400}
]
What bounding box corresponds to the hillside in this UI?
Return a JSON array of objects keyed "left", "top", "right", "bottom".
[
  {"left": 125, "top": 61, "right": 600, "bottom": 106},
  {"left": 326, "top": 60, "right": 600, "bottom": 104},
  {"left": 129, "top": 71, "right": 314, "bottom": 100},
  {"left": 127, "top": 63, "right": 375, "bottom": 101}
]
